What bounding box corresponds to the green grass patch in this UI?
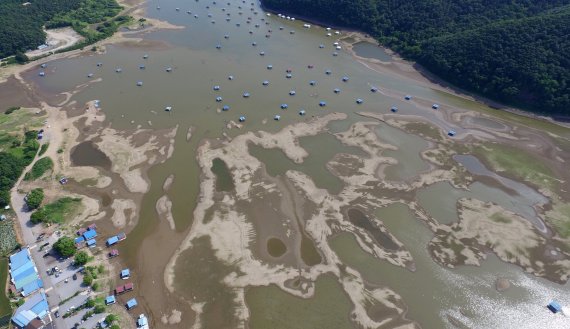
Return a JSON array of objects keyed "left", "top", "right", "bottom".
[
  {"left": 490, "top": 213, "right": 512, "bottom": 224},
  {"left": 24, "top": 157, "right": 53, "bottom": 181},
  {"left": 38, "top": 143, "right": 49, "bottom": 156},
  {"left": 30, "top": 197, "right": 82, "bottom": 224},
  {"left": 0, "top": 258, "right": 11, "bottom": 318},
  {"left": 546, "top": 203, "right": 570, "bottom": 239},
  {"left": 473, "top": 143, "right": 558, "bottom": 191}
]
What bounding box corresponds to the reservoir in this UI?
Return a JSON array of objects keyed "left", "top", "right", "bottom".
[{"left": 22, "top": 0, "right": 570, "bottom": 328}]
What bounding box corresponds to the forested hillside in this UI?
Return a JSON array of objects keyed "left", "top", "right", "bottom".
[
  {"left": 0, "top": 0, "right": 123, "bottom": 59},
  {"left": 262, "top": 0, "right": 570, "bottom": 115}
]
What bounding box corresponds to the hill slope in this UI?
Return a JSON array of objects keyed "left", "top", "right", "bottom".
[{"left": 262, "top": 0, "right": 570, "bottom": 115}]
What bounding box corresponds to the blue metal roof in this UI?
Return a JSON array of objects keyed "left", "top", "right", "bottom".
[
  {"left": 126, "top": 298, "right": 138, "bottom": 309},
  {"left": 107, "top": 236, "right": 119, "bottom": 246},
  {"left": 22, "top": 280, "right": 43, "bottom": 297},
  {"left": 86, "top": 239, "right": 96, "bottom": 246},
  {"left": 12, "top": 292, "right": 48, "bottom": 326},
  {"left": 14, "top": 270, "right": 39, "bottom": 290},
  {"left": 10, "top": 249, "right": 30, "bottom": 270},
  {"left": 105, "top": 295, "right": 116, "bottom": 305},
  {"left": 75, "top": 236, "right": 85, "bottom": 244},
  {"left": 11, "top": 261, "right": 34, "bottom": 278},
  {"left": 83, "top": 229, "right": 97, "bottom": 240}
]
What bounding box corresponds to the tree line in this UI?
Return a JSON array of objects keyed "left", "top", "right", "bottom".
[
  {"left": 262, "top": 0, "right": 570, "bottom": 115},
  {"left": 0, "top": 0, "right": 123, "bottom": 60}
]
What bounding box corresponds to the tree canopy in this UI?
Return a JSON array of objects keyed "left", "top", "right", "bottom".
[
  {"left": 26, "top": 188, "right": 44, "bottom": 210},
  {"left": 262, "top": 0, "right": 570, "bottom": 115},
  {"left": 53, "top": 236, "right": 77, "bottom": 258}
]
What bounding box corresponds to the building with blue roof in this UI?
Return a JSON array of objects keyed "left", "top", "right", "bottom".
[
  {"left": 107, "top": 236, "right": 119, "bottom": 246},
  {"left": 105, "top": 295, "right": 116, "bottom": 305},
  {"left": 547, "top": 300, "right": 562, "bottom": 313},
  {"left": 126, "top": 298, "right": 138, "bottom": 310},
  {"left": 11, "top": 292, "right": 49, "bottom": 328},
  {"left": 9, "top": 248, "right": 42, "bottom": 296},
  {"left": 120, "top": 269, "right": 130, "bottom": 279},
  {"left": 83, "top": 229, "right": 97, "bottom": 240},
  {"left": 86, "top": 239, "right": 96, "bottom": 248},
  {"left": 74, "top": 236, "right": 85, "bottom": 244}
]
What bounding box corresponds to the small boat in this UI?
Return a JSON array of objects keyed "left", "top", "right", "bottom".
[
  {"left": 165, "top": 106, "right": 172, "bottom": 112},
  {"left": 290, "top": 30, "right": 295, "bottom": 34},
  {"left": 274, "top": 115, "right": 281, "bottom": 121},
  {"left": 356, "top": 98, "right": 363, "bottom": 104},
  {"left": 139, "top": 65, "right": 145, "bottom": 69},
  {"left": 236, "top": 23, "right": 240, "bottom": 26},
  {"left": 96, "top": 62, "right": 103, "bottom": 67},
  {"left": 289, "top": 90, "right": 296, "bottom": 96},
  {"left": 370, "top": 87, "right": 378, "bottom": 93},
  {"left": 156, "top": 5, "right": 160, "bottom": 9},
  {"left": 332, "top": 52, "right": 338, "bottom": 56},
  {"left": 342, "top": 76, "right": 349, "bottom": 82},
  {"left": 404, "top": 95, "right": 412, "bottom": 100},
  {"left": 39, "top": 71, "right": 45, "bottom": 77},
  {"left": 432, "top": 104, "right": 439, "bottom": 110},
  {"left": 447, "top": 130, "right": 456, "bottom": 137},
  {"left": 259, "top": 51, "right": 265, "bottom": 56},
  {"left": 143, "top": 54, "right": 149, "bottom": 59},
  {"left": 228, "top": 75, "right": 234, "bottom": 80},
  {"left": 325, "top": 70, "right": 332, "bottom": 75},
  {"left": 194, "top": 14, "right": 198, "bottom": 18},
  {"left": 309, "top": 80, "right": 316, "bottom": 86},
  {"left": 176, "top": 7, "right": 180, "bottom": 11},
  {"left": 286, "top": 73, "right": 292, "bottom": 79},
  {"left": 87, "top": 73, "right": 94, "bottom": 78},
  {"left": 222, "top": 105, "right": 230, "bottom": 111},
  {"left": 242, "top": 92, "right": 250, "bottom": 98},
  {"left": 299, "top": 109, "right": 306, "bottom": 116},
  {"left": 224, "top": 35, "right": 229, "bottom": 39},
  {"left": 390, "top": 106, "right": 398, "bottom": 112},
  {"left": 213, "top": 85, "right": 221, "bottom": 91},
  {"left": 216, "top": 44, "right": 222, "bottom": 49},
  {"left": 137, "top": 81, "right": 143, "bottom": 86},
  {"left": 239, "top": 116, "right": 246, "bottom": 122},
  {"left": 166, "top": 67, "right": 172, "bottom": 72},
  {"left": 279, "top": 26, "right": 284, "bottom": 30},
  {"left": 333, "top": 88, "right": 341, "bottom": 94},
  {"left": 40, "top": 64, "right": 47, "bottom": 68},
  {"left": 326, "top": 33, "right": 332, "bottom": 37},
  {"left": 319, "top": 44, "right": 325, "bottom": 48},
  {"left": 319, "top": 101, "right": 327, "bottom": 107},
  {"left": 208, "top": 13, "right": 212, "bottom": 17},
  {"left": 307, "top": 64, "right": 314, "bottom": 69},
  {"left": 216, "top": 96, "right": 223, "bottom": 102},
  {"left": 280, "top": 104, "right": 288, "bottom": 109},
  {"left": 335, "top": 45, "right": 341, "bottom": 50},
  {"left": 303, "top": 24, "right": 311, "bottom": 28},
  {"left": 262, "top": 80, "right": 269, "bottom": 86},
  {"left": 267, "top": 65, "right": 273, "bottom": 70},
  {"left": 286, "top": 68, "right": 292, "bottom": 73},
  {"left": 115, "top": 68, "right": 122, "bottom": 73}
]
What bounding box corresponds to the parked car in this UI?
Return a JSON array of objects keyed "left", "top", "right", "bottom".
[
  {"left": 54, "top": 310, "right": 59, "bottom": 318},
  {"left": 72, "top": 273, "right": 78, "bottom": 280}
]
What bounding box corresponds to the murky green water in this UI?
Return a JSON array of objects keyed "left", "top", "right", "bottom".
[
  {"left": 24, "top": 0, "right": 570, "bottom": 327},
  {"left": 246, "top": 274, "right": 355, "bottom": 329},
  {"left": 352, "top": 41, "right": 392, "bottom": 62},
  {"left": 331, "top": 203, "right": 569, "bottom": 328},
  {"left": 70, "top": 141, "right": 112, "bottom": 170},
  {"left": 211, "top": 158, "right": 234, "bottom": 192}
]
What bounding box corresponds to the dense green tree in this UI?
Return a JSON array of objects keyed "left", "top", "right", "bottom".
[
  {"left": 105, "top": 314, "right": 118, "bottom": 324},
  {"left": 263, "top": 0, "right": 570, "bottom": 115},
  {"left": 53, "top": 236, "right": 77, "bottom": 257},
  {"left": 74, "top": 251, "right": 89, "bottom": 265},
  {"left": 26, "top": 188, "right": 44, "bottom": 209}
]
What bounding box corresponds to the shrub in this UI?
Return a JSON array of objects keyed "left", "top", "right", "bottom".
[
  {"left": 26, "top": 188, "right": 44, "bottom": 209},
  {"left": 74, "top": 251, "right": 89, "bottom": 266}
]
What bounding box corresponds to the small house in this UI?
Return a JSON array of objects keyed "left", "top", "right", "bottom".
[
  {"left": 547, "top": 300, "right": 562, "bottom": 313},
  {"left": 86, "top": 239, "right": 96, "bottom": 248},
  {"left": 120, "top": 269, "right": 130, "bottom": 279},
  {"left": 105, "top": 296, "right": 116, "bottom": 305},
  {"left": 107, "top": 236, "right": 119, "bottom": 247},
  {"left": 83, "top": 229, "right": 97, "bottom": 241},
  {"left": 126, "top": 298, "right": 138, "bottom": 310}
]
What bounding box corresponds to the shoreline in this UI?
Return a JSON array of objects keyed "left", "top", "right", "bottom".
[{"left": 260, "top": 4, "right": 570, "bottom": 129}]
